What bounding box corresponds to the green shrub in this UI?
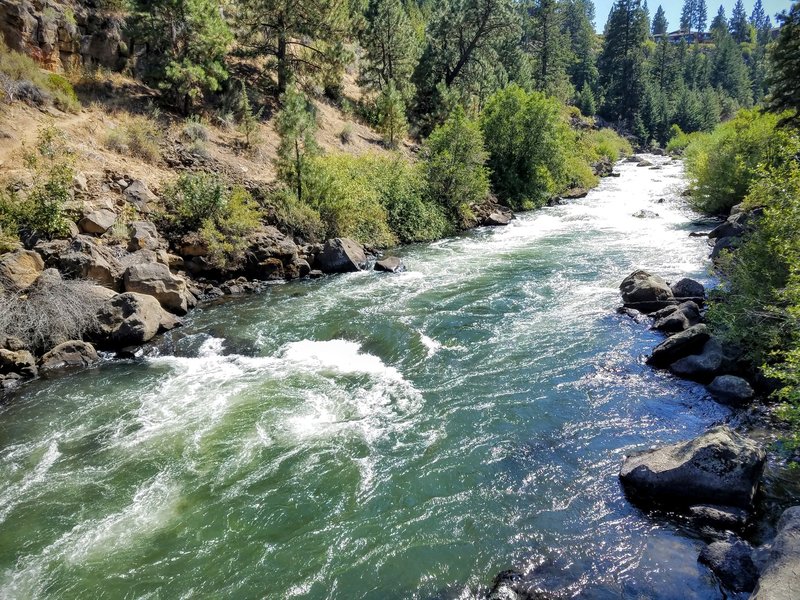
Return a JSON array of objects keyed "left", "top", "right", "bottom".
[
  {"left": 182, "top": 116, "right": 210, "bottom": 142},
  {"left": 581, "top": 127, "right": 633, "bottom": 163},
  {"left": 158, "top": 172, "right": 261, "bottom": 269},
  {"left": 0, "top": 42, "right": 80, "bottom": 113},
  {"left": 481, "top": 84, "right": 577, "bottom": 209},
  {"left": 422, "top": 106, "right": 490, "bottom": 225},
  {"left": 684, "top": 109, "right": 799, "bottom": 215},
  {"left": 665, "top": 124, "right": 705, "bottom": 155},
  {"left": 268, "top": 188, "right": 325, "bottom": 242},
  {"left": 104, "top": 115, "right": 162, "bottom": 163},
  {"left": 46, "top": 73, "right": 80, "bottom": 113}
]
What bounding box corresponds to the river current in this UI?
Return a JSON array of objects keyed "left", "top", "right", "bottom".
[{"left": 0, "top": 156, "right": 734, "bottom": 599}]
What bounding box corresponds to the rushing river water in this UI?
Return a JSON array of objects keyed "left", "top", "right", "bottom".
[{"left": 0, "top": 156, "right": 737, "bottom": 599}]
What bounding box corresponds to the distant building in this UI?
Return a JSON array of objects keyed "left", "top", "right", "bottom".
[{"left": 653, "top": 30, "right": 713, "bottom": 44}]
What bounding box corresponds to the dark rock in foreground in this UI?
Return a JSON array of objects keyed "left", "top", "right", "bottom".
[
  {"left": 669, "top": 337, "right": 724, "bottom": 382},
  {"left": 689, "top": 504, "right": 749, "bottom": 531},
  {"left": 671, "top": 278, "right": 705, "bottom": 303},
  {"left": 646, "top": 324, "right": 710, "bottom": 367},
  {"left": 751, "top": 506, "right": 800, "bottom": 599},
  {"left": 707, "top": 375, "right": 755, "bottom": 406},
  {"left": 620, "top": 270, "right": 677, "bottom": 313},
  {"left": 699, "top": 539, "right": 759, "bottom": 593},
  {"left": 619, "top": 425, "right": 765, "bottom": 510}
]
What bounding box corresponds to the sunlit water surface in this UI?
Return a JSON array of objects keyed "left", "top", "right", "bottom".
[{"left": 0, "top": 157, "right": 733, "bottom": 599}]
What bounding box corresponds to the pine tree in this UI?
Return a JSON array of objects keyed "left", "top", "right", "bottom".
[
  {"left": 681, "top": 0, "right": 696, "bottom": 31},
  {"left": 766, "top": 3, "right": 800, "bottom": 123},
  {"left": 710, "top": 5, "right": 728, "bottom": 35},
  {"left": 132, "top": 0, "right": 232, "bottom": 113},
  {"left": 711, "top": 29, "right": 753, "bottom": 105},
  {"left": 563, "top": 0, "right": 598, "bottom": 91},
  {"left": 275, "top": 86, "right": 320, "bottom": 203},
  {"left": 730, "top": 0, "right": 750, "bottom": 42},
  {"left": 598, "top": 0, "right": 649, "bottom": 122},
  {"left": 652, "top": 4, "right": 668, "bottom": 35},
  {"left": 576, "top": 82, "right": 596, "bottom": 115},
  {"left": 238, "top": 0, "right": 351, "bottom": 96},
  {"left": 695, "top": 0, "right": 707, "bottom": 32},
  {"left": 361, "top": 0, "right": 420, "bottom": 99},
  {"left": 237, "top": 82, "right": 262, "bottom": 148},
  {"left": 376, "top": 81, "right": 408, "bottom": 147},
  {"left": 650, "top": 37, "right": 678, "bottom": 92},
  {"left": 750, "top": 0, "right": 767, "bottom": 30},
  {"left": 527, "top": 0, "right": 572, "bottom": 96}
]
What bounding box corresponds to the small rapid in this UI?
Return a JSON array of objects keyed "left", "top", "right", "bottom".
[{"left": 0, "top": 157, "right": 730, "bottom": 599}]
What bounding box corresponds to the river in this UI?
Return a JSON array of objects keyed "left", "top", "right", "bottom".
[{"left": 0, "top": 156, "right": 734, "bottom": 599}]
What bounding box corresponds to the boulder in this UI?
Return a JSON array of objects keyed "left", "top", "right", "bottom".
[
  {"left": 123, "top": 263, "right": 195, "bottom": 315},
  {"left": 127, "top": 221, "right": 161, "bottom": 252},
  {"left": 58, "top": 236, "right": 124, "bottom": 290},
  {"left": 93, "top": 292, "right": 169, "bottom": 347},
  {"left": 620, "top": 270, "right": 676, "bottom": 313},
  {"left": 671, "top": 278, "right": 705, "bottom": 303},
  {"left": 317, "top": 238, "right": 368, "bottom": 273},
  {"left": 646, "top": 324, "right": 711, "bottom": 367},
  {"left": 0, "top": 249, "right": 44, "bottom": 290},
  {"left": 0, "top": 348, "right": 37, "bottom": 379},
  {"left": 709, "top": 220, "right": 745, "bottom": 240},
  {"left": 632, "top": 210, "right": 659, "bottom": 219},
  {"left": 653, "top": 301, "right": 701, "bottom": 333},
  {"left": 123, "top": 180, "right": 157, "bottom": 212},
  {"left": 707, "top": 375, "right": 755, "bottom": 406},
  {"left": 699, "top": 539, "right": 759, "bottom": 593},
  {"left": 485, "top": 211, "right": 513, "bottom": 226},
  {"left": 711, "top": 236, "right": 740, "bottom": 260},
  {"left": 78, "top": 209, "right": 117, "bottom": 234},
  {"left": 637, "top": 159, "right": 654, "bottom": 167},
  {"left": 374, "top": 257, "right": 405, "bottom": 273},
  {"left": 619, "top": 425, "right": 765, "bottom": 509},
  {"left": 669, "top": 337, "right": 724, "bottom": 383},
  {"left": 285, "top": 258, "right": 311, "bottom": 280},
  {"left": 689, "top": 504, "right": 749, "bottom": 531},
  {"left": 751, "top": 506, "right": 800, "bottom": 600},
  {"left": 179, "top": 232, "right": 209, "bottom": 257},
  {"left": 38, "top": 341, "right": 99, "bottom": 374}
]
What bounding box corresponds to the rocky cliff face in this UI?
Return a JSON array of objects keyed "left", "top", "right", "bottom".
[{"left": 0, "top": 0, "right": 129, "bottom": 72}]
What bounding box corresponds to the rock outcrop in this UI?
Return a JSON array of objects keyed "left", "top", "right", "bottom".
[
  {"left": 123, "top": 262, "right": 195, "bottom": 315},
  {"left": 619, "top": 425, "right": 766, "bottom": 510},
  {"left": 751, "top": 506, "right": 800, "bottom": 600},
  {"left": 0, "top": 249, "right": 44, "bottom": 290}
]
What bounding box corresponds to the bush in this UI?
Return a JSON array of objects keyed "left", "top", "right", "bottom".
[
  {"left": 158, "top": 172, "right": 261, "bottom": 269},
  {"left": 339, "top": 122, "right": 354, "bottom": 144},
  {"left": 104, "top": 114, "right": 162, "bottom": 163},
  {"left": 182, "top": 116, "right": 210, "bottom": 142},
  {"left": 581, "top": 127, "right": 633, "bottom": 163},
  {"left": 665, "top": 124, "right": 705, "bottom": 155},
  {"left": 422, "top": 106, "right": 490, "bottom": 225},
  {"left": 684, "top": 109, "right": 799, "bottom": 214},
  {"left": 0, "top": 273, "right": 104, "bottom": 354},
  {"left": 481, "top": 85, "right": 577, "bottom": 209},
  {"left": 0, "top": 42, "right": 80, "bottom": 112},
  {"left": 268, "top": 188, "right": 325, "bottom": 242}
]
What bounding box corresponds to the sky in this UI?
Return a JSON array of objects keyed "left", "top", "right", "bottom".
[{"left": 593, "top": 0, "right": 795, "bottom": 32}]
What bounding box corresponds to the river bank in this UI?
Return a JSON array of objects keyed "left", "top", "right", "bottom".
[{"left": 4, "top": 154, "right": 796, "bottom": 599}]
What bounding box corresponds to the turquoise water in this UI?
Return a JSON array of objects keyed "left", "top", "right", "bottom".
[{"left": 0, "top": 157, "right": 732, "bottom": 599}]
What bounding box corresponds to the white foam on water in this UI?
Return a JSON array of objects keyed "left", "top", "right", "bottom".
[
  {"left": 0, "top": 473, "right": 180, "bottom": 600},
  {"left": 419, "top": 333, "right": 442, "bottom": 357},
  {"left": 0, "top": 440, "right": 61, "bottom": 525}
]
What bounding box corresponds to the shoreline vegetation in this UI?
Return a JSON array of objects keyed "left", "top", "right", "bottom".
[{"left": 1, "top": 0, "right": 800, "bottom": 597}]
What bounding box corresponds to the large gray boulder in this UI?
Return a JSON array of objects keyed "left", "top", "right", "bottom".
[
  {"left": 78, "top": 208, "right": 117, "bottom": 234},
  {"left": 374, "top": 257, "right": 405, "bottom": 273},
  {"left": 671, "top": 278, "right": 705, "bottom": 303},
  {"left": 653, "top": 301, "right": 701, "bottom": 333},
  {"left": 619, "top": 425, "right": 766, "bottom": 510},
  {"left": 127, "top": 221, "right": 161, "bottom": 252},
  {"left": 699, "top": 539, "right": 759, "bottom": 593},
  {"left": 620, "top": 270, "right": 676, "bottom": 313},
  {"left": 93, "top": 292, "right": 173, "bottom": 347},
  {"left": 669, "top": 337, "right": 724, "bottom": 383},
  {"left": 0, "top": 348, "right": 37, "bottom": 379},
  {"left": 317, "top": 238, "right": 368, "bottom": 273},
  {"left": 39, "top": 341, "right": 99, "bottom": 374},
  {"left": 646, "top": 324, "right": 711, "bottom": 367},
  {"left": 123, "top": 180, "right": 157, "bottom": 212},
  {"left": 123, "top": 263, "right": 195, "bottom": 315},
  {"left": 751, "top": 506, "right": 800, "bottom": 600},
  {"left": 0, "top": 249, "right": 44, "bottom": 290},
  {"left": 57, "top": 236, "right": 124, "bottom": 290},
  {"left": 707, "top": 375, "right": 755, "bottom": 406}
]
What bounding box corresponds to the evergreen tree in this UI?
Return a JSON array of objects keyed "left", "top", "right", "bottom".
[
  {"left": 133, "top": 0, "right": 232, "bottom": 113},
  {"left": 711, "top": 29, "right": 753, "bottom": 105},
  {"left": 710, "top": 5, "right": 728, "bottom": 35},
  {"left": 576, "top": 83, "right": 597, "bottom": 115},
  {"left": 695, "top": 0, "right": 708, "bottom": 32},
  {"left": 598, "top": 0, "right": 649, "bottom": 122},
  {"left": 652, "top": 4, "right": 668, "bottom": 35},
  {"left": 751, "top": 0, "right": 768, "bottom": 30},
  {"left": 360, "top": 0, "right": 420, "bottom": 98},
  {"left": 237, "top": 83, "right": 262, "bottom": 148},
  {"left": 275, "top": 86, "right": 320, "bottom": 203},
  {"left": 375, "top": 81, "right": 408, "bottom": 147},
  {"left": 527, "top": 0, "right": 572, "bottom": 96},
  {"left": 563, "top": 0, "right": 598, "bottom": 92},
  {"left": 730, "top": 0, "right": 750, "bottom": 42},
  {"left": 650, "top": 37, "right": 678, "bottom": 92},
  {"left": 681, "top": 0, "right": 696, "bottom": 31},
  {"left": 766, "top": 3, "right": 800, "bottom": 123},
  {"left": 238, "top": 0, "right": 351, "bottom": 96}
]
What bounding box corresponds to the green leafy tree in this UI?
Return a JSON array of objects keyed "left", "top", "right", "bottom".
[
  {"left": 275, "top": 86, "right": 320, "bottom": 203},
  {"left": 422, "top": 106, "right": 490, "bottom": 224},
  {"left": 766, "top": 3, "right": 800, "bottom": 124},
  {"left": 730, "top": 0, "right": 750, "bottom": 42},
  {"left": 376, "top": 80, "right": 408, "bottom": 147},
  {"left": 133, "top": 0, "right": 232, "bottom": 113},
  {"left": 481, "top": 84, "right": 574, "bottom": 208},
  {"left": 238, "top": 0, "right": 351, "bottom": 96},
  {"left": 652, "top": 4, "right": 668, "bottom": 35},
  {"left": 360, "top": 0, "right": 420, "bottom": 99},
  {"left": 598, "top": 0, "right": 650, "bottom": 123}
]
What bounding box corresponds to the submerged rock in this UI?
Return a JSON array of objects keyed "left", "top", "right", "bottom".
[
  {"left": 619, "top": 425, "right": 765, "bottom": 510},
  {"left": 632, "top": 209, "right": 659, "bottom": 219},
  {"left": 751, "top": 506, "right": 800, "bottom": 599},
  {"left": 620, "top": 270, "right": 676, "bottom": 313},
  {"left": 699, "top": 539, "right": 759, "bottom": 593},
  {"left": 646, "top": 324, "right": 710, "bottom": 367},
  {"left": 317, "top": 238, "right": 368, "bottom": 273}
]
